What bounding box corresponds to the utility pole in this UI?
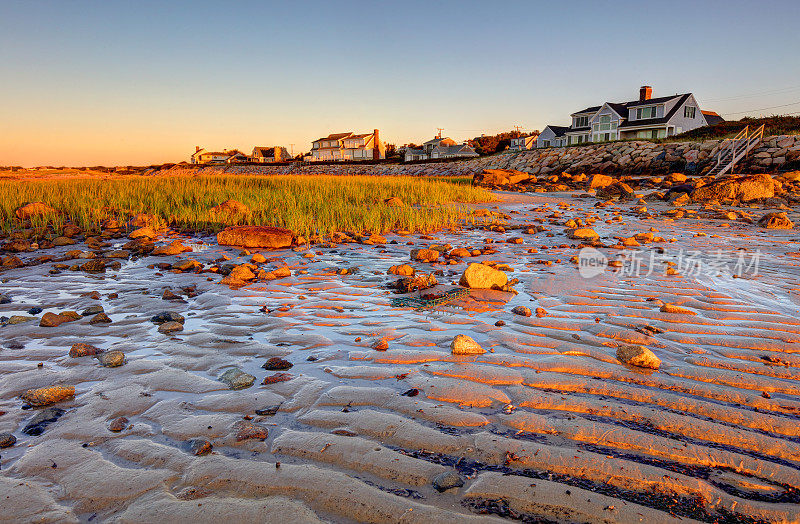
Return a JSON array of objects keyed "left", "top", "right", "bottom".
[
  {"left": 513, "top": 125, "right": 523, "bottom": 134},
  {"left": 289, "top": 144, "right": 294, "bottom": 156},
  {"left": 436, "top": 128, "right": 444, "bottom": 139}
]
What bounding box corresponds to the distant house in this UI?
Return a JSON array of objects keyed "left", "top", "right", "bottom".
[
  {"left": 191, "top": 147, "right": 233, "bottom": 164},
  {"left": 538, "top": 86, "right": 723, "bottom": 148},
  {"left": 404, "top": 136, "right": 478, "bottom": 161},
  {"left": 251, "top": 146, "right": 290, "bottom": 163},
  {"left": 509, "top": 133, "right": 539, "bottom": 152},
  {"left": 309, "top": 130, "right": 385, "bottom": 161},
  {"left": 224, "top": 151, "right": 249, "bottom": 164},
  {"left": 536, "top": 126, "right": 569, "bottom": 148}
]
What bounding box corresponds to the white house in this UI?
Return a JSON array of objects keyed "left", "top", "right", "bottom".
[
  {"left": 404, "top": 136, "right": 478, "bottom": 161},
  {"left": 252, "top": 146, "right": 290, "bottom": 163},
  {"left": 509, "top": 133, "right": 539, "bottom": 151},
  {"left": 191, "top": 147, "right": 233, "bottom": 164},
  {"left": 539, "top": 86, "right": 723, "bottom": 148},
  {"left": 309, "top": 130, "right": 385, "bottom": 161}
]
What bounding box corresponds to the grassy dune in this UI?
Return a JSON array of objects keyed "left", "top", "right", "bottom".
[{"left": 0, "top": 174, "right": 494, "bottom": 237}]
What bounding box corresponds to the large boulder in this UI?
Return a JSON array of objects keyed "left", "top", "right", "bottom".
[
  {"left": 459, "top": 262, "right": 508, "bottom": 290},
  {"left": 15, "top": 202, "right": 56, "bottom": 220},
  {"left": 691, "top": 174, "right": 776, "bottom": 202},
  {"left": 473, "top": 169, "right": 530, "bottom": 186},
  {"left": 450, "top": 335, "right": 485, "bottom": 355},
  {"left": 616, "top": 345, "right": 661, "bottom": 369},
  {"left": 217, "top": 226, "right": 293, "bottom": 249},
  {"left": 209, "top": 199, "right": 250, "bottom": 219},
  {"left": 758, "top": 212, "right": 794, "bottom": 229},
  {"left": 596, "top": 182, "right": 635, "bottom": 201},
  {"left": 588, "top": 174, "right": 613, "bottom": 189}
]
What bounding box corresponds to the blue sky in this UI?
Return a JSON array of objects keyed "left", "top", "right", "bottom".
[{"left": 1, "top": 0, "right": 799, "bottom": 165}]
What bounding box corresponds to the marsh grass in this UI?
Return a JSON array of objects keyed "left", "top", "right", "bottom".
[{"left": 1, "top": 174, "right": 494, "bottom": 238}]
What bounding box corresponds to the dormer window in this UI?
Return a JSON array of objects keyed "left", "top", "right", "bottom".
[
  {"left": 636, "top": 106, "right": 656, "bottom": 119},
  {"left": 574, "top": 115, "right": 588, "bottom": 128},
  {"left": 684, "top": 106, "right": 696, "bottom": 118}
]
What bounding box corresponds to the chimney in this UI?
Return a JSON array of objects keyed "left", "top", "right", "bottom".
[
  {"left": 373, "top": 129, "right": 380, "bottom": 160},
  {"left": 195, "top": 146, "right": 201, "bottom": 153},
  {"left": 639, "top": 86, "right": 652, "bottom": 101}
]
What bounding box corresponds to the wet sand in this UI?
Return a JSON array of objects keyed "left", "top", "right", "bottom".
[{"left": 1, "top": 191, "right": 799, "bottom": 523}]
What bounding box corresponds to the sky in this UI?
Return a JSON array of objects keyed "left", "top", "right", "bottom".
[{"left": 1, "top": 0, "right": 800, "bottom": 167}]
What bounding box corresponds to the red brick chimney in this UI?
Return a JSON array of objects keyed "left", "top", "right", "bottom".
[
  {"left": 373, "top": 129, "right": 380, "bottom": 160},
  {"left": 195, "top": 146, "right": 201, "bottom": 153},
  {"left": 639, "top": 86, "right": 652, "bottom": 101}
]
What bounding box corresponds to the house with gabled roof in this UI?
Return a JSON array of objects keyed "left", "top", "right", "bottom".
[
  {"left": 509, "top": 133, "right": 540, "bottom": 151},
  {"left": 404, "top": 135, "right": 478, "bottom": 161},
  {"left": 538, "top": 86, "right": 723, "bottom": 148},
  {"left": 191, "top": 147, "right": 234, "bottom": 164},
  {"left": 310, "top": 130, "right": 385, "bottom": 161},
  {"left": 252, "top": 146, "right": 290, "bottom": 163}
]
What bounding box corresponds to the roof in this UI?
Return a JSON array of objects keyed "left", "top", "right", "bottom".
[
  {"left": 423, "top": 136, "right": 454, "bottom": 145},
  {"left": 347, "top": 132, "right": 374, "bottom": 139},
  {"left": 433, "top": 144, "right": 477, "bottom": 155},
  {"left": 565, "top": 126, "right": 591, "bottom": 134},
  {"left": 544, "top": 125, "right": 570, "bottom": 137},
  {"left": 200, "top": 151, "right": 228, "bottom": 156},
  {"left": 618, "top": 93, "right": 692, "bottom": 128},
  {"left": 571, "top": 105, "right": 602, "bottom": 116},
  {"left": 313, "top": 132, "right": 353, "bottom": 142},
  {"left": 625, "top": 93, "right": 687, "bottom": 108},
  {"left": 702, "top": 111, "right": 725, "bottom": 126}
]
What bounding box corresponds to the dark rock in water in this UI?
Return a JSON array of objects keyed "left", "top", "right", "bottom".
[
  {"left": 0, "top": 295, "right": 11, "bottom": 304},
  {"left": 23, "top": 407, "right": 65, "bottom": 436},
  {"left": 232, "top": 420, "right": 269, "bottom": 441},
  {"left": 262, "top": 357, "right": 292, "bottom": 371},
  {"left": 151, "top": 311, "right": 185, "bottom": 325},
  {"left": 255, "top": 404, "right": 282, "bottom": 416},
  {"left": 511, "top": 306, "right": 532, "bottom": 317},
  {"left": 69, "top": 343, "right": 104, "bottom": 358},
  {"left": 89, "top": 312, "right": 112, "bottom": 325},
  {"left": 393, "top": 273, "right": 437, "bottom": 294},
  {"left": 495, "top": 320, "right": 506, "bottom": 327},
  {"left": 80, "top": 259, "right": 106, "bottom": 272},
  {"left": 108, "top": 416, "right": 129, "bottom": 432},
  {"left": 82, "top": 305, "right": 104, "bottom": 316},
  {"left": 432, "top": 471, "right": 464, "bottom": 492},
  {"left": 27, "top": 306, "right": 43, "bottom": 315},
  {"left": 0, "top": 432, "right": 16, "bottom": 448},
  {"left": 184, "top": 438, "right": 212, "bottom": 456},
  {"left": 218, "top": 368, "right": 255, "bottom": 390},
  {"left": 401, "top": 388, "right": 419, "bottom": 397},
  {"left": 97, "top": 350, "right": 125, "bottom": 367}
]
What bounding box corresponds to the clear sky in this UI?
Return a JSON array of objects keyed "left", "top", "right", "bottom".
[{"left": 2, "top": 0, "right": 799, "bottom": 167}]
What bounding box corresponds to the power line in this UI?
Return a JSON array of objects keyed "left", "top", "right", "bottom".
[
  {"left": 705, "top": 84, "right": 800, "bottom": 102},
  {"left": 722, "top": 100, "right": 800, "bottom": 116}
]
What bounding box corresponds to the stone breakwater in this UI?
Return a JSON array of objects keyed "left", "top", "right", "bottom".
[{"left": 157, "top": 135, "right": 800, "bottom": 178}]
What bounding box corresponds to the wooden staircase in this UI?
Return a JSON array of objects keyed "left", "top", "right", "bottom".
[{"left": 706, "top": 124, "right": 765, "bottom": 177}]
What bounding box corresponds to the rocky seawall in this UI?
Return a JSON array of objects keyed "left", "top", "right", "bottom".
[{"left": 157, "top": 135, "right": 800, "bottom": 178}]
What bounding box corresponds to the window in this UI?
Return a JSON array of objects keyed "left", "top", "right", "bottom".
[
  {"left": 636, "top": 106, "right": 657, "bottom": 119},
  {"left": 543, "top": 140, "right": 550, "bottom": 147},
  {"left": 684, "top": 106, "right": 696, "bottom": 119},
  {"left": 574, "top": 115, "right": 588, "bottom": 128}
]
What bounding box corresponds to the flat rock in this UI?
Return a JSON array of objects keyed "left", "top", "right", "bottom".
[
  {"left": 151, "top": 311, "right": 185, "bottom": 324},
  {"left": 21, "top": 386, "right": 75, "bottom": 407},
  {"left": 219, "top": 368, "right": 256, "bottom": 390},
  {"left": 0, "top": 433, "right": 16, "bottom": 448},
  {"left": 233, "top": 420, "right": 269, "bottom": 441},
  {"left": 459, "top": 262, "right": 507, "bottom": 290},
  {"left": 432, "top": 471, "right": 464, "bottom": 492},
  {"left": 22, "top": 407, "right": 65, "bottom": 436},
  {"left": 616, "top": 345, "right": 661, "bottom": 369},
  {"left": 451, "top": 334, "right": 485, "bottom": 355},
  {"left": 217, "top": 226, "right": 293, "bottom": 249},
  {"left": 262, "top": 357, "right": 293, "bottom": 371},
  {"left": 97, "top": 350, "right": 126, "bottom": 367},
  {"left": 158, "top": 321, "right": 184, "bottom": 334},
  {"left": 69, "top": 343, "right": 104, "bottom": 358}
]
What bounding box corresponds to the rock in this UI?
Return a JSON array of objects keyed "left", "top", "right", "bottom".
[
  {"left": 151, "top": 311, "right": 185, "bottom": 325},
  {"left": 172, "top": 259, "right": 202, "bottom": 272},
  {"left": 52, "top": 236, "right": 75, "bottom": 247},
  {"left": 162, "top": 289, "right": 183, "bottom": 301},
  {"left": 69, "top": 343, "right": 104, "bottom": 358},
  {"left": 152, "top": 240, "right": 192, "bottom": 256},
  {"left": 108, "top": 416, "right": 129, "bottom": 432},
  {"left": 39, "top": 312, "right": 74, "bottom": 327},
  {"left": 184, "top": 438, "right": 212, "bottom": 456},
  {"left": 251, "top": 253, "right": 267, "bottom": 264},
  {"left": 459, "top": 263, "right": 508, "bottom": 290},
  {"left": 616, "top": 345, "right": 661, "bottom": 370},
  {"left": 89, "top": 312, "right": 112, "bottom": 325},
  {"left": 384, "top": 197, "right": 404, "bottom": 207},
  {"left": 6, "top": 315, "right": 35, "bottom": 325},
  {"left": 219, "top": 368, "right": 255, "bottom": 390},
  {"left": 80, "top": 259, "right": 106, "bottom": 272},
  {"left": 62, "top": 224, "right": 82, "bottom": 237},
  {"left": 217, "top": 226, "right": 293, "bottom": 249},
  {"left": 432, "top": 471, "right": 464, "bottom": 492},
  {"left": 232, "top": 420, "right": 269, "bottom": 441},
  {"left": 449, "top": 248, "right": 471, "bottom": 258},
  {"left": 535, "top": 307, "right": 547, "bottom": 317},
  {"left": 0, "top": 433, "right": 16, "bottom": 448},
  {"left": 388, "top": 264, "right": 414, "bottom": 276},
  {"left": 158, "top": 321, "right": 184, "bottom": 334},
  {"left": 588, "top": 174, "right": 613, "bottom": 189},
  {"left": 3, "top": 240, "right": 31, "bottom": 252},
  {"left": 221, "top": 263, "right": 257, "bottom": 286},
  {"left": 0, "top": 294, "right": 10, "bottom": 304},
  {"left": 660, "top": 303, "right": 696, "bottom": 315},
  {"left": 255, "top": 404, "right": 283, "bottom": 416},
  {"left": 450, "top": 334, "right": 485, "bottom": 355},
  {"left": 596, "top": 182, "right": 635, "bottom": 201},
  {"left": 21, "top": 386, "right": 75, "bottom": 407},
  {"left": 262, "top": 357, "right": 293, "bottom": 371},
  {"left": 97, "top": 350, "right": 125, "bottom": 367},
  {"left": 512, "top": 306, "right": 532, "bottom": 317},
  {"left": 671, "top": 193, "right": 691, "bottom": 206},
  {"left": 131, "top": 213, "right": 159, "bottom": 229},
  {"left": 394, "top": 273, "right": 437, "bottom": 293},
  {"left": 262, "top": 373, "right": 293, "bottom": 385},
  {"left": 209, "top": 199, "right": 250, "bottom": 218},
  {"left": 692, "top": 174, "right": 776, "bottom": 202},
  {"left": 411, "top": 248, "right": 440, "bottom": 263},
  {"left": 758, "top": 212, "right": 794, "bottom": 229},
  {"left": 129, "top": 227, "right": 156, "bottom": 240},
  {"left": 567, "top": 228, "right": 599, "bottom": 241},
  {"left": 22, "top": 407, "right": 65, "bottom": 436},
  {"left": 15, "top": 202, "right": 56, "bottom": 220},
  {"left": 81, "top": 306, "right": 104, "bottom": 316},
  {"left": 474, "top": 169, "right": 530, "bottom": 186}
]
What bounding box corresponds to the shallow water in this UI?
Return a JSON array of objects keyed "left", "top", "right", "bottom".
[{"left": 1, "top": 192, "right": 800, "bottom": 523}]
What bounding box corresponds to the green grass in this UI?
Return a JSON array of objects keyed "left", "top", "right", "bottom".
[{"left": 0, "top": 174, "right": 494, "bottom": 238}]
